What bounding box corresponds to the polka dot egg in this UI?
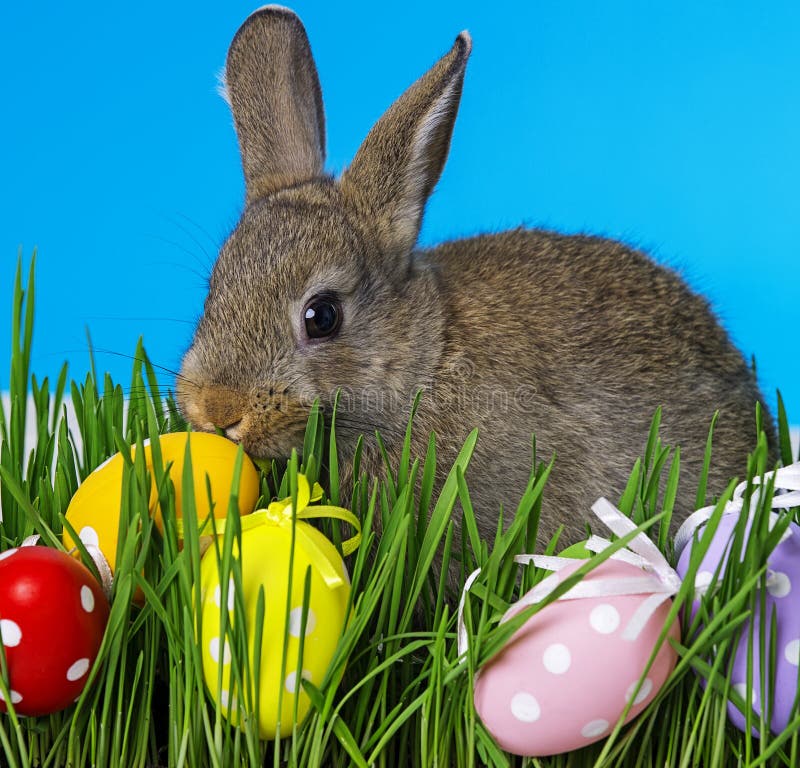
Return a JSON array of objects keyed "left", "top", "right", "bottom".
[
  {"left": 199, "top": 513, "right": 350, "bottom": 738},
  {"left": 474, "top": 558, "right": 679, "bottom": 757},
  {"left": 0, "top": 546, "right": 109, "bottom": 716},
  {"left": 676, "top": 512, "right": 800, "bottom": 734}
]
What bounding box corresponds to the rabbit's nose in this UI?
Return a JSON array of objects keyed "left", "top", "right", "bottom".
[{"left": 199, "top": 385, "right": 248, "bottom": 435}]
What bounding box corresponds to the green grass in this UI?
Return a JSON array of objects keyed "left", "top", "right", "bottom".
[{"left": 1, "top": 253, "right": 799, "bottom": 767}]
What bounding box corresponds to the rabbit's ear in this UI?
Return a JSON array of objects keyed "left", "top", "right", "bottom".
[
  {"left": 226, "top": 6, "right": 326, "bottom": 202},
  {"left": 341, "top": 32, "right": 471, "bottom": 258}
]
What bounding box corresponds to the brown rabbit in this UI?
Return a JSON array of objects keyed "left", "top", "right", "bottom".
[{"left": 176, "top": 6, "right": 773, "bottom": 548}]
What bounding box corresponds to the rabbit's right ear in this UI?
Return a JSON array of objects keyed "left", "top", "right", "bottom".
[
  {"left": 225, "top": 6, "right": 326, "bottom": 202},
  {"left": 340, "top": 33, "right": 471, "bottom": 262}
]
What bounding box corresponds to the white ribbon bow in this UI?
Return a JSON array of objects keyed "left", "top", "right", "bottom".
[
  {"left": 457, "top": 497, "right": 682, "bottom": 657},
  {"left": 21, "top": 534, "right": 114, "bottom": 599},
  {"left": 674, "top": 461, "right": 800, "bottom": 558}
]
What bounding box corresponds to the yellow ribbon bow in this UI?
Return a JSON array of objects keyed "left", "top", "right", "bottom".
[{"left": 189, "top": 474, "right": 361, "bottom": 589}]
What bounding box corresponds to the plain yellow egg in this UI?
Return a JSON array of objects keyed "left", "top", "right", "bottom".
[
  {"left": 199, "top": 518, "right": 351, "bottom": 738},
  {"left": 63, "top": 432, "right": 260, "bottom": 573}
]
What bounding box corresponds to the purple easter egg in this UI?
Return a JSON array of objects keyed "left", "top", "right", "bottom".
[{"left": 676, "top": 513, "right": 800, "bottom": 735}]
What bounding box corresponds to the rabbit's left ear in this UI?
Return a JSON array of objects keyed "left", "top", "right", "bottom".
[
  {"left": 226, "top": 6, "right": 326, "bottom": 203},
  {"left": 341, "top": 32, "right": 471, "bottom": 258}
]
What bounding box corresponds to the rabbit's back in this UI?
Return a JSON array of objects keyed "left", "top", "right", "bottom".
[{"left": 418, "top": 229, "right": 770, "bottom": 544}]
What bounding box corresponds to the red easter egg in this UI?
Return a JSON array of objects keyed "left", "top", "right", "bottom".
[{"left": 0, "top": 546, "right": 110, "bottom": 716}]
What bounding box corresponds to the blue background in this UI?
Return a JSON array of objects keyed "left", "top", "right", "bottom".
[{"left": 2, "top": 2, "right": 798, "bottom": 422}]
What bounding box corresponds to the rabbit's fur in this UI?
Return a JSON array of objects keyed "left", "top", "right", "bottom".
[{"left": 177, "top": 6, "right": 773, "bottom": 548}]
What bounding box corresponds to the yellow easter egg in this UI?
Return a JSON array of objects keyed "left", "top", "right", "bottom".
[
  {"left": 63, "top": 432, "right": 260, "bottom": 573},
  {"left": 199, "top": 515, "right": 351, "bottom": 738}
]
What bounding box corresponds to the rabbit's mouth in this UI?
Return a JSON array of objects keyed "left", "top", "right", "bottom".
[
  {"left": 229, "top": 411, "right": 308, "bottom": 462},
  {"left": 221, "top": 418, "right": 245, "bottom": 442},
  {"left": 175, "top": 377, "right": 308, "bottom": 462}
]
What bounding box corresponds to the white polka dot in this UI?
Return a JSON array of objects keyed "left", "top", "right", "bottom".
[
  {"left": 625, "top": 677, "right": 653, "bottom": 705},
  {"left": 213, "top": 578, "right": 235, "bottom": 612},
  {"left": 510, "top": 692, "right": 541, "bottom": 722},
  {"left": 589, "top": 604, "right": 620, "bottom": 634},
  {"left": 542, "top": 643, "right": 571, "bottom": 675},
  {"left": 767, "top": 571, "right": 791, "bottom": 598},
  {"left": 285, "top": 669, "right": 312, "bottom": 694},
  {"left": 66, "top": 658, "right": 90, "bottom": 682},
  {"left": 288, "top": 607, "right": 317, "bottom": 638},
  {"left": 784, "top": 639, "right": 800, "bottom": 666},
  {"left": 209, "top": 637, "right": 231, "bottom": 665},
  {"left": 733, "top": 682, "right": 757, "bottom": 706},
  {"left": 0, "top": 689, "right": 22, "bottom": 705},
  {"left": 581, "top": 719, "right": 609, "bottom": 738},
  {"left": 79, "top": 527, "right": 100, "bottom": 548},
  {"left": 694, "top": 571, "right": 714, "bottom": 595},
  {"left": 219, "top": 689, "right": 238, "bottom": 712},
  {"left": 0, "top": 549, "right": 18, "bottom": 562},
  {"left": 80, "top": 585, "right": 95, "bottom": 613},
  {"left": 0, "top": 620, "right": 22, "bottom": 648}
]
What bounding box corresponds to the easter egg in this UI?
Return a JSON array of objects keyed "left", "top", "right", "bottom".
[
  {"left": 63, "top": 432, "right": 260, "bottom": 573},
  {"left": 676, "top": 512, "right": 800, "bottom": 734},
  {"left": 199, "top": 514, "right": 351, "bottom": 738},
  {"left": 474, "top": 558, "right": 679, "bottom": 756},
  {"left": 0, "top": 546, "right": 109, "bottom": 716}
]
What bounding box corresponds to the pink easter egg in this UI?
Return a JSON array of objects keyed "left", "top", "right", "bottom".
[{"left": 474, "top": 559, "right": 680, "bottom": 757}]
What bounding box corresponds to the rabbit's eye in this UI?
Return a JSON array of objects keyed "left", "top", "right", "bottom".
[{"left": 303, "top": 294, "right": 342, "bottom": 340}]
